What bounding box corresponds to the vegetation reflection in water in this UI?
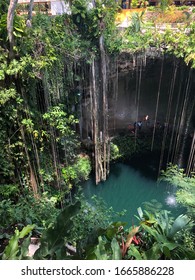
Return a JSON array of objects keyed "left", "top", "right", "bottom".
[{"left": 83, "top": 163, "right": 183, "bottom": 224}]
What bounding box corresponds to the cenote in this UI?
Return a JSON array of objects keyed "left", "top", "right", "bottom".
[
  {"left": 82, "top": 161, "right": 184, "bottom": 225},
  {"left": 81, "top": 54, "right": 194, "bottom": 226},
  {"left": 2, "top": 2, "right": 195, "bottom": 261}
]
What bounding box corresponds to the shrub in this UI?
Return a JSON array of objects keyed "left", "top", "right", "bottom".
[{"left": 61, "top": 154, "right": 92, "bottom": 190}]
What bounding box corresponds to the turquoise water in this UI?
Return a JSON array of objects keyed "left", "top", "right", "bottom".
[{"left": 82, "top": 163, "right": 184, "bottom": 225}]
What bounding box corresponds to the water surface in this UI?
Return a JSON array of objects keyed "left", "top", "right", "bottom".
[{"left": 82, "top": 163, "right": 183, "bottom": 225}]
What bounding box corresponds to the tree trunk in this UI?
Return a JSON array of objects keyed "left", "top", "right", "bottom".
[
  {"left": 20, "top": 125, "right": 39, "bottom": 197},
  {"left": 68, "top": 0, "right": 73, "bottom": 7},
  {"left": 26, "top": 0, "right": 34, "bottom": 26},
  {"left": 7, "top": 0, "right": 18, "bottom": 59}
]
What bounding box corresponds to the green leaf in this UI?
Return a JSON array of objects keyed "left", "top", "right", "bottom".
[
  {"left": 2, "top": 225, "right": 34, "bottom": 260},
  {"left": 2, "top": 232, "right": 19, "bottom": 260},
  {"left": 144, "top": 242, "right": 162, "bottom": 260},
  {"left": 94, "top": 236, "right": 108, "bottom": 260},
  {"left": 106, "top": 222, "right": 127, "bottom": 240},
  {"left": 111, "top": 238, "right": 121, "bottom": 260},
  {"left": 19, "top": 224, "right": 35, "bottom": 239},
  {"left": 128, "top": 244, "right": 143, "bottom": 260},
  {"left": 14, "top": 26, "right": 24, "bottom": 33},
  {"left": 141, "top": 224, "right": 159, "bottom": 239},
  {"left": 163, "top": 246, "right": 171, "bottom": 258},
  {"left": 19, "top": 235, "right": 31, "bottom": 260},
  {"left": 168, "top": 214, "right": 190, "bottom": 239},
  {"left": 137, "top": 207, "right": 143, "bottom": 219},
  {"left": 34, "top": 202, "right": 81, "bottom": 259}
]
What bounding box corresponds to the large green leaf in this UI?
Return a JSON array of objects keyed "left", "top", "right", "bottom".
[
  {"left": 2, "top": 232, "right": 19, "bottom": 260},
  {"left": 128, "top": 244, "right": 143, "bottom": 260},
  {"left": 168, "top": 214, "right": 190, "bottom": 239},
  {"left": 106, "top": 221, "right": 127, "bottom": 240},
  {"left": 141, "top": 224, "right": 170, "bottom": 244},
  {"left": 34, "top": 202, "right": 81, "bottom": 259},
  {"left": 2, "top": 225, "right": 35, "bottom": 260},
  {"left": 162, "top": 242, "right": 178, "bottom": 251},
  {"left": 111, "top": 238, "right": 121, "bottom": 260},
  {"left": 141, "top": 224, "right": 159, "bottom": 240},
  {"left": 94, "top": 236, "right": 109, "bottom": 260},
  {"left": 144, "top": 242, "right": 162, "bottom": 260},
  {"left": 19, "top": 235, "right": 32, "bottom": 260},
  {"left": 19, "top": 224, "right": 35, "bottom": 238},
  {"left": 156, "top": 210, "right": 171, "bottom": 235}
]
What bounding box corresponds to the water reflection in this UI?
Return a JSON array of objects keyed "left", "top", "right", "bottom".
[{"left": 165, "top": 194, "right": 177, "bottom": 207}]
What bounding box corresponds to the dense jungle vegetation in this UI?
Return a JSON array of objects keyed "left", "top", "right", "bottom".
[{"left": 0, "top": 0, "right": 195, "bottom": 260}]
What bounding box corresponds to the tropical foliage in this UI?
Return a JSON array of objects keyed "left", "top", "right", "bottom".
[
  {"left": 0, "top": 0, "right": 195, "bottom": 260},
  {"left": 121, "top": 6, "right": 195, "bottom": 67},
  {"left": 1, "top": 203, "right": 194, "bottom": 260},
  {"left": 1, "top": 224, "right": 35, "bottom": 260},
  {"left": 160, "top": 164, "right": 195, "bottom": 218}
]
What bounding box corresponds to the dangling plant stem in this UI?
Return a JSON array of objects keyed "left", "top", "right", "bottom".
[
  {"left": 169, "top": 64, "right": 184, "bottom": 164},
  {"left": 158, "top": 60, "right": 177, "bottom": 176},
  {"left": 151, "top": 56, "right": 164, "bottom": 151},
  {"left": 100, "top": 34, "right": 110, "bottom": 180},
  {"left": 186, "top": 131, "right": 195, "bottom": 176},
  {"left": 134, "top": 56, "right": 142, "bottom": 147},
  {"left": 173, "top": 69, "right": 192, "bottom": 167}
]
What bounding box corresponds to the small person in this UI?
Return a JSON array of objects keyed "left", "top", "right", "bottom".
[
  {"left": 143, "top": 115, "right": 150, "bottom": 126},
  {"left": 137, "top": 121, "right": 142, "bottom": 130},
  {"left": 144, "top": 115, "right": 149, "bottom": 121},
  {"left": 134, "top": 121, "right": 142, "bottom": 131}
]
